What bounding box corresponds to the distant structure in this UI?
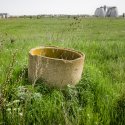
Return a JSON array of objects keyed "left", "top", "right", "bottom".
[
  {"left": 0, "top": 13, "right": 8, "bottom": 19},
  {"left": 94, "top": 7, "right": 105, "bottom": 17},
  {"left": 95, "top": 6, "right": 118, "bottom": 17},
  {"left": 106, "top": 7, "right": 118, "bottom": 17},
  {"left": 123, "top": 13, "right": 125, "bottom": 18}
]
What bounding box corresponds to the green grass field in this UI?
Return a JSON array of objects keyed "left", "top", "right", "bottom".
[{"left": 0, "top": 17, "right": 125, "bottom": 125}]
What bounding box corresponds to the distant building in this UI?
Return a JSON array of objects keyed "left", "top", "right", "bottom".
[
  {"left": 0, "top": 13, "right": 8, "bottom": 19},
  {"left": 95, "top": 7, "right": 105, "bottom": 17},
  {"left": 95, "top": 6, "right": 118, "bottom": 17},
  {"left": 123, "top": 13, "right": 125, "bottom": 18},
  {"left": 106, "top": 7, "right": 118, "bottom": 17}
]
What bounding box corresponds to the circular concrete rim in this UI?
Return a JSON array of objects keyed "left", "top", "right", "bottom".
[{"left": 29, "top": 46, "right": 85, "bottom": 62}]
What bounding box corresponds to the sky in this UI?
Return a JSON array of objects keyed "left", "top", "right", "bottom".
[{"left": 0, "top": 0, "right": 125, "bottom": 15}]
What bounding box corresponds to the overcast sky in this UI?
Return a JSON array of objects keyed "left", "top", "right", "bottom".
[{"left": 0, "top": 0, "right": 124, "bottom": 15}]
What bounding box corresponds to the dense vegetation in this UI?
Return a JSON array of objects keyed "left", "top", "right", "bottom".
[{"left": 0, "top": 17, "right": 125, "bottom": 125}]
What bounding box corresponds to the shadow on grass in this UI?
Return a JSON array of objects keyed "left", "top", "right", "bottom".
[
  {"left": 110, "top": 93, "right": 125, "bottom": 125},
  {"left": 34, "top": 79, "right": 56, "bottom": 95}
]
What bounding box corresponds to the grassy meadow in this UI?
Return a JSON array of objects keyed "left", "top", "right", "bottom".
[{"left": 0, "top": 17, "right": 125, "bottom": 125}]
